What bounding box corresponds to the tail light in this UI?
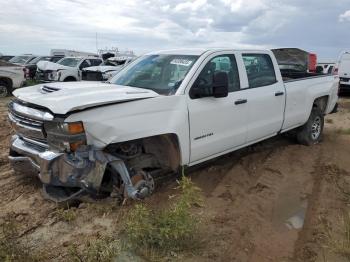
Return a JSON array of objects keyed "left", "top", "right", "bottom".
[{"left": 23, "top": 68, "right": 30, "bottom": 79}]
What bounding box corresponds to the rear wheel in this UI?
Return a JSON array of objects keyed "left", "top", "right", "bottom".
[{"left": 296, "top": 108, "right": 324, "bottom": 145}]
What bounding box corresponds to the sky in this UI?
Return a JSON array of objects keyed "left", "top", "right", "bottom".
[{"left": 0, "top": 0, "right": 350, "bottom": 60}]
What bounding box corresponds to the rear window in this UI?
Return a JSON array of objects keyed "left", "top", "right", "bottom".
[{"left": 242, "top": 54, "right": 277, "bottom": 88}]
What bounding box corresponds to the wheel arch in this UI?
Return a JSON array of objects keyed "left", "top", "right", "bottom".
[
  {"left": 63, "top": 76, "right": 77, "bottom": 82},
  {"left": 312, "top": 95, "right": 329, "bottom": 114},
  {"left": 0, "top": 77, "right": 13, "bottom": 88},
  {"left": 105, "top": 133, "right": 182, "bottom": 171}
]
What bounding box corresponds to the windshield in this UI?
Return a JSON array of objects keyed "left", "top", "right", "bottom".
[
  {"left": 29, "top": 56, "right": 52, "bottom": 64},
  {"left": 9, "top": 55, "right": 31, "bottom": 64},
  {"left": 110, "top": 54, "right": 198, "bottom": 95},
  {"left": 57, "top": 57, "right": 81, "bottom": 67}
]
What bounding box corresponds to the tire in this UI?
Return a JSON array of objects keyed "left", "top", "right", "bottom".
[
  {"left": 0, "top": 82, "right": 10, "bottom": 98},
  {"left": 296, "top": 108, "right": 324, "bottom": 146}
]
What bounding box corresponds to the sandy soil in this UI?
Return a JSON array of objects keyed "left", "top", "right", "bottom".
[{"left": 1, "top": 96, "right": 350, "bottom": 261}]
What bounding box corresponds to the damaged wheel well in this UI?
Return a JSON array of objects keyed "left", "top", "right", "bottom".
[
  {"left": 99, "top": 134, "right": 182, "bottom": 198},
  {"left": 105, "top": 133, "right": 182, "bottom": 172}
]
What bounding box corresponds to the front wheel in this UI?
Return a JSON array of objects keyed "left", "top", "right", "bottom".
[
  {"left": 0, "top": 84, "right": 10, "bottom": 98},
  {"left": 296, "top": 108, "right": 324, "bottom": 146}
]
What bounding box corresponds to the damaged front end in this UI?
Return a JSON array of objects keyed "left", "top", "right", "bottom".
[{"left": 8, "top": 101, "right": 154, "bottom": 203}]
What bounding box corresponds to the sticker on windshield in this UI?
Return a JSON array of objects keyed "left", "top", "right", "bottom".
[{"left": 170, "top": 59, "right": 193, "bottom": 66}]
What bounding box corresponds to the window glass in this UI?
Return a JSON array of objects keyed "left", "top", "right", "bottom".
[
  {"left": 242, "top": 54, "right": 277, "bottom": 88},
  {"left": 192, "top": 54, "right": 240, "bottom": 96},
  {"left": 80, "top": 59, "right": 91, "bottom": 69},
  {"left": 91, "top": 59, "right": 102, "bottom": 66},
  {"left": 111, "top": 55, "right": 198, "bottom": 95},
  {"left": 57, "top": 58, "right": 81, "bottom": 67}
]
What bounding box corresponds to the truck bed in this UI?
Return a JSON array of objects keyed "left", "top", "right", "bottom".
[{"left": 280, "top": 69, "right": 325, "bottom": 81}]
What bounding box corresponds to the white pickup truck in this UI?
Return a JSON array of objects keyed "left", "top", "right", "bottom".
[
  {"left": 36, "top": 56, "right": 103, "bottom": 82},
  {"left": 0, "top": 60, "right": 25, "bottom": 97},
  {"left": 8, "top": 49, "right": 338, "bottom": 202}
]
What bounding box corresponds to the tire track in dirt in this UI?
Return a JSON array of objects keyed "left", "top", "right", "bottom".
[
  {"left": 292, "top": 133, "right": 350, "bottom": 262},
  {"left": 191, "top": 140, "right": 318, "bottom": 262}
]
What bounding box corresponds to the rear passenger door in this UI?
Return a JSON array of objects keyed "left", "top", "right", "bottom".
[{"left": 239, "top": 52, "right": 285, "bottom": 142}]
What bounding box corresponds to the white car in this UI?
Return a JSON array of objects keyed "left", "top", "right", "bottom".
[
  {"left": 317, "top": 59, "right": 336, "bottom": 75},
  {"left": 9, "top": 54, "right": 38, "bottom": 65},
  {"left": 82, "top": 56, "right": 135, "bottom": 81},
  {"left": 36, "top": 56, "right": 103, "bottom": 82},
  {"left": 0, "top": 60, "right": 25, "bottom": 97},
  {"left": 338, "top": 51, "right": 350, "bottom": 93},
  {"left": 8, "top": 48, "right": 338, "bottom": 202}
]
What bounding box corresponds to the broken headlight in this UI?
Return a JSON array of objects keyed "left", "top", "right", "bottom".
[
  {"left": 44, "top": 121, "right": 86, "bottom": 152},
  {"left": 102, "top": 71, "right": 115, "bottom": 81}
]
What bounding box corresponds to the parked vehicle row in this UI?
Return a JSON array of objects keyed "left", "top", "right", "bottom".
[
  {"left": 82, "top": 54, "right": 136, "bottom": 81},
  {"left": 8, "top": 48, "right": 338, "bottom": 202}
]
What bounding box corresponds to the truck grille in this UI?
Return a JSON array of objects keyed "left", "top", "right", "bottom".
[
  {"left": 36, "top": 70, "right": 53, "bottom": 82},
  {"left": 82, "top": 70, "right": 103, "bottom": 81},
  {"left": 8, "top": 101, "right": 53, "bottom": 146}
]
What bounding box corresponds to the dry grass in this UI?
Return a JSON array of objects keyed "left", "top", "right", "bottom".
[
  {"left": 53, "top": 207, "right": 77, "bottom": 222},
  {"left": 325, "top": 212, "right": 350, "bottom": 259},
  {"left": 68, "top": 237, "right": 122, "bottom": 262},
  {"left": 0, "top": 215, "right": 45, "bottom": 262},
  {"left": 336, "top": 128, "right": 350, "bottom": 135},
  {"left": 124, "top": 175, "right": 203, "bottom": 256}
]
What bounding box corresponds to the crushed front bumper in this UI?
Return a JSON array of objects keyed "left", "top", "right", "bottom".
[{"left": 9, "top": 135, "right": 150, "bottom": 202}]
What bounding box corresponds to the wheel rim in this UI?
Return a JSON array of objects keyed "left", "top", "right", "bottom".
[
  {"left": 0, "top": 86, "right": 8, "bottom": 98},
  {"left": 311, "top": 116, "right": 321, "bottom": 140}
]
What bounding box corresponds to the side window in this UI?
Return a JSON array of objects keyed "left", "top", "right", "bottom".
[
  {"left": 191, "top": 54, "right": 240, "bottom": 96},
  {"left": 92, "top": 59, "right": 102, "bottom": 66},
  {"left": 242, "top": 54, "right": 277, "bottom": 88},
  {"left": 79, "top": 59, "right": 91, "bottom": 69}
]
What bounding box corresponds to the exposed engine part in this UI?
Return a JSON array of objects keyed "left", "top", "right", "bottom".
[
  {"left": 112, "top": 142, "right": 142, "bottom": 159},
  {"left": 130, "top": 171, "right": 155, "bottom": 199},
  {"left": 109, "top": 158, "right": 154, "bottom": 200}
]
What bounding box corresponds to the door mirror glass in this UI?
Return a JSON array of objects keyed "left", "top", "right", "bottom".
[{"left": 213, "top": 71, "right": 229, "bottom": 98}]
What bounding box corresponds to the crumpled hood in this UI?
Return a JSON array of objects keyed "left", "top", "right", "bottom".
[
  {"left": 13, "top": 81, "right": 160, "bottom": 115},
  {"left": 37, "top": 61, "right": 73, "bottom": 71},
  {"left": 83, "top": 65, "right": 122, "bottom": 73}
]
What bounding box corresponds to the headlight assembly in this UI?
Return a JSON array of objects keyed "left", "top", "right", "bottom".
[{"left": 44, "top": 121, "right": 86, "bottom": 152}]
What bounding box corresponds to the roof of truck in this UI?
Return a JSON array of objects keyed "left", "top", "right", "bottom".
[{"left": 147, "top": 48, "right": 271, "bottom": 56}]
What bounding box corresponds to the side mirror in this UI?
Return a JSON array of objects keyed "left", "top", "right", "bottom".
[{"left": 213, "top": 71, "right": 229, "bottom": 98}]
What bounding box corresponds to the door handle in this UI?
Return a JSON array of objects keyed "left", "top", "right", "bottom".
[
  {"left": 275, "top": 91, "right": 284, "bottom": 96},
  {"left": 234, "top": 99, "right": 248, "bottom": 105}
]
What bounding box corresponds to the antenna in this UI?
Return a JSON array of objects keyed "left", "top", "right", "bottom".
[{"left": 95, "top": 32, "right": 98, "bottom": 54}]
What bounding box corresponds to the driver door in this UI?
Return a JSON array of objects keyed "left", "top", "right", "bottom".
[{"left": 187, "top": 52, "right": 248, "bottom": 163}]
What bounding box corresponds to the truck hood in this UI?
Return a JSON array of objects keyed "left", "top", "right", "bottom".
[
  {"left": 37, "top": 61, "right": 73, "bottom": 71},
  {"left": 13, "top": 81, "right": 160, "bottom": 115},
  {"left": 83, "top": 65, "right": 122, "bottom": 73}
]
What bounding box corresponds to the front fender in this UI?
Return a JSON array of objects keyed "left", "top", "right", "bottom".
[{"left": 66, "top": 95, "right": 191, "bottom": 165}]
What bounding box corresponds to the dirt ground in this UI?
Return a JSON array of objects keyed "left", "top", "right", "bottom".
[{"left": 1, "top": 96, "right": 350, "bottom": 261}]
